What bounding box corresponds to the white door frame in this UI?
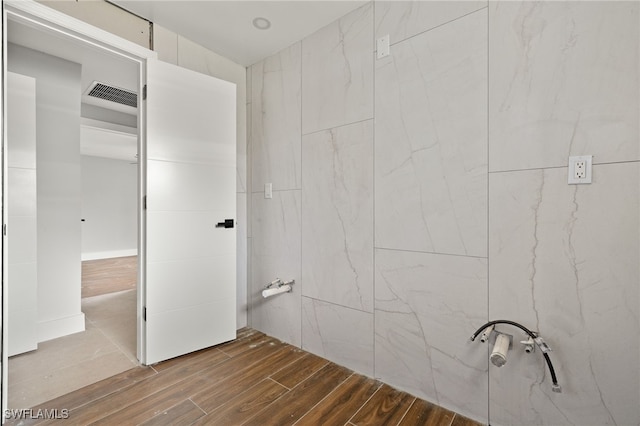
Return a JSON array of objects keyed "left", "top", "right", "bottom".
[{"left": 1, "top": 0, "right": 156, "bottom": 416}]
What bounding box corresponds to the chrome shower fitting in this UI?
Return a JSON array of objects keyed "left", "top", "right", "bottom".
[
  {"left": 470, "top": 320, "right": 562, "bottom": 393},
  {"left": 262, "top": 278, "right": 295, "bottom": 299},
  {"left": 520, "top": 335, "right": 536, "bottom": 353}
]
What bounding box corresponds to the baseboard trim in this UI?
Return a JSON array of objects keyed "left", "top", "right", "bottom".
[
  {"left": 81, "top": 249, "right": 138, "bottom": 261},
  {"left": 38, "top": 312, "right": 86, "bottom": 343}
]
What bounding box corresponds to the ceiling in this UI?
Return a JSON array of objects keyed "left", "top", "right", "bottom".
[
  {"left": 8, "top": 17, "right": 140, "bottom": 160},
  {"left": 7, "top": 1, "right": 366, "bottom": 161},
  {"left": 8, "top": 17, "right": 140, "bottom": 115},
  {"left": 110, "top": 0, "right": 367, "bottom": 66}
]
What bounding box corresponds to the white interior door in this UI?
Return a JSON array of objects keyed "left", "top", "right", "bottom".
[{"left": 144, "top": 59, "right": 236, "bottom": 365}]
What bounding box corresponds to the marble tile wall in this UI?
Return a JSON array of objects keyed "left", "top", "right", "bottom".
[
  {"left": 251, "top": 43, "right": 301, "bottom": 192},
  {"left": 489, "top": 1, "right": 639, "bottom": 171},
  {"left": 301, "top": 3, "right": 374, "bottom": 134},
  {"left": 249, "top": 1, "right": 639, "bottom": 425},
  {"left": 489, "top": 164, "right": 639, "bottom": 426},
  {"left": 487, "top": 2, "right": 639, "bottom": 425},
  {"left": 374, "top": 7, "right": 487, "bottom": 258},
  {"left": 301, "top": 297, "right": 374, "bottom": 376},
  {"left": 250, "top": 191, "right": 302, "bottom": 346},
  {"left": 301, "top": 120, "right": 374, "bottom": 312},
  {"left": 375, "top": 249, "right": 488, "bottom": 418}
]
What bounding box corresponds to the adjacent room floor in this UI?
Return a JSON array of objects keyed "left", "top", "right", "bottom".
[
  {"left": 8, "top": 256, "right": 139, "bottom": 409},
  {"left": 8, "top": 289, "right": 139, "bottom": 409}
]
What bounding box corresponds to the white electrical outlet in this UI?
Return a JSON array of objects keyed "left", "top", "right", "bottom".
[
  {"left": 568, "top": 155, "right": 592, "bottom": 184},
  {"left": 574, "top": 161, "right": 586, "bottom": 179},
  {"left": 264, "top": 183, "right": 272, "bottom": 199}
]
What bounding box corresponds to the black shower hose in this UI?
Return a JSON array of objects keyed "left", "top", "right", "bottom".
[{"left": 470, "top": 319, "right": 560, "bottom": 391}]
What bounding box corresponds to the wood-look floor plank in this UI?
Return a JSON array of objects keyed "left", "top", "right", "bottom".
[
  {"left": 235, "top": 327, "right": 259, "bottom": 340},
  {"left": 243, "top": 363, "right": 352, "bottom": 426},
  {"left": 82, "top": 256, "right": 137, "bottom": 298},
  {"left": 191, "top": 344, "right": 305, "bottom": 413},
  {"left": 215, "top": 328, "right": 265, "bottom": 352},
  {"left": 151, "top": 347, "right": 227, "bottom": 373},
  {"left": 297, "top": 374, "right": 382, "bottom": 425},
  {"left": 84, "top": 338, "right": 288, "bottom": 425},
  {"left": 217, "top": 332, "right": 272, "bottom": 357},
  {"left": 398, "top": 398, "right": 455, "bottom": 426},
  {"left": 38, "top": 348, "right": 231, "bottom": 425},
  {"left": 14, "top": 328, "right": 482, "bottom": 426},
  {"left": 90, "top": 365, "right": 228, "bottom": 425},
  {"left": 193, "top": 379, "right": 288, "bottom": 426},
  {"left": 98, "top": 338, "right": 289, "bottom": 425},
  {"left": 138, "top": 399, "right": 206, "bottom": 426},
  {"left": 451, "top": 413, "right": 484, "bottom": 426},
  {"left": 350, "top": 384, "right": 416, "bottom": 426},
  {"left": 269, "top": 352, "right": 328, "bottom": 389},
  {"left": 152, "top": 330, "right": 263, "bottom": 374},
  {"left": 3, "top": 367, "right": 157, "bottom": 426}
]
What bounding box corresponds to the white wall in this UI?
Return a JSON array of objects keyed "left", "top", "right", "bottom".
[
  {"left": 6, "top": 72, "right": 38, "bottom": 356},
  {"left": 8, "top": 43, "right": 85, "bottom": 342},
  {"left": 81, "top": 155, "right": 137, "bottom": 260}
]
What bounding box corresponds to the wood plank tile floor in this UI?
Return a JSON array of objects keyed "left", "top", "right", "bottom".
[
  {"left": 81, "top": 256, "right": 137, "bottom": 298},
  {"left": 5, "top": 328, "right": 483, "bottom": 426}
]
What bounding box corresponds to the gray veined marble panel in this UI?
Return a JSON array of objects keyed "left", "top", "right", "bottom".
[
  {"left": 375, "top": 9, "right": 487, "bottom": 257},
  {"left": 302, "top": 120, "right": 374, "bottom": 312},
  {"left": 488, "top": 163, "right": 639, "bottom": 426},
  {"left": 301, "top": 3, "right": 374, "bottom": 135},
  {"left": 236, "top": 101, "right": 248, "bottom": 194},
  {"left": 375, "top": 1, "right": 487, "bottom": 44},
  {"left": 236, "top": 192, "right": 248, "bottom": 329},
  {"left": 246, "top": 65, "right": 251, "bottom": 105},
  {"left": 489, "top": 1, "right": 639, "bottom": 172},
  {"left": 250, "top": 190, "right": 302, "bottom": 346},
  {"left": 251, "top": 43, "right": 301, "bottom": 192},
  {"left": 301, "top": 297, "right": 374, "bottom": 377},
  {"left": 375, "top": 248, "right": 488, "bottom": 422}
]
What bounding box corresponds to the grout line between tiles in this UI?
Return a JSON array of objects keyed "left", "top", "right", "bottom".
[
  {"left": 188, "top": 397, "right": 207, "bottom": 416},
  {"left": 486, "top": 4, "right": 492, "bottom": 424},
  {"left": 396, "top": 397, "right": 416, "bottom": 426},
  {"left": 266, "top": 376, "right": 291, "bottom": 392},
  {"left": 291, "top": 372, "right": 354, "bottom": 425},
  {"left": 372, "top": 0, "right": 377, "bottom": 383},
  {"left": 347, "top": 381, "right": 382, "bottom": 424},
  {"left": 375, "top": 246, "right": 488, "bottom": 259},
  {"left": 300, "top": 38, "right": 304, "bottom": 352},
  {"left": 388, "top": 5, "right": 489, "bottom": 48}
]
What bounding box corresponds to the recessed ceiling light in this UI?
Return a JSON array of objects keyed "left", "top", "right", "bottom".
[{"left": 252, "top": 17, "right": 271, "bottom": 30}]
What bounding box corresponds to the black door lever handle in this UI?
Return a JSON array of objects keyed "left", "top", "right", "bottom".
[{"left": 216, "top": 219, "right": 234, "bottom": 229}]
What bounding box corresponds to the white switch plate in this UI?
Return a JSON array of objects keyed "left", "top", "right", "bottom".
[
  {"left": 264, "top": 183, "right": 272, "bottom": 199},
  {"left": 568, "top": 155, "right": 592, "bottom": 184},
  {"left": 376, "top": 35, "right": 390, "bottom": 59}
]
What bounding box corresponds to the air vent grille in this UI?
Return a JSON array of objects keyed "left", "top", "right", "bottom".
[{"left": 87, "top": 83, "right": 137, "bottom": 108}]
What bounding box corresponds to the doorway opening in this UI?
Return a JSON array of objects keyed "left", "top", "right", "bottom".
[
  {"left": 4, "top": 7, "right": 143, "bottom": 409},
  {"left": 3, "top": 0, "right": 238, "bottom": 416}
]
